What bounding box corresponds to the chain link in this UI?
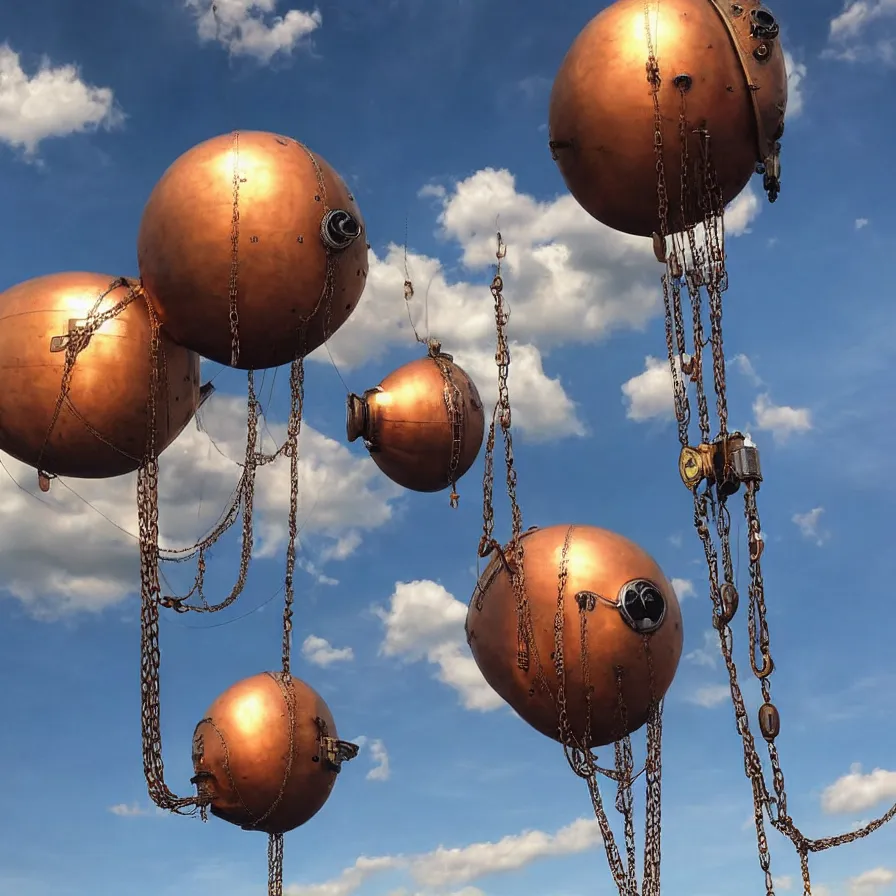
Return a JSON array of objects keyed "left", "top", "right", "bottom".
[{"left": 648, "top": 27, "right": 896, "bottom": 891}]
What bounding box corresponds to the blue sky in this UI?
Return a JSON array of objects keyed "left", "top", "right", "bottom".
[{"left": 1, "top": 1, "right": 895, "bottom": 894}]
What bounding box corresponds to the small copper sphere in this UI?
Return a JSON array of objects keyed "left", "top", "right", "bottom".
[
  {"left": 137, "top": 131, "right": 368, "bottom": 370},
  {"left": 346, "top": 348, "right": 485, "bottom": 494},
  {"left": 466, "top": 524, "right": 683, "bottom": 747},
  {"left": 191, "top": 672, "right": 359, "bottom": 836},
  {"left": 548, "top": 0, "right": 788, "bottom": 237},
  {"left": 0, "top": 272, "right": 201, "bottom": 479}
]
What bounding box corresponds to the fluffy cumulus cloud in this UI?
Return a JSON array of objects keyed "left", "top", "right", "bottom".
[
  {"left": 824, "top": 0, "right": 896, "bottom": 64},
  {"left": 783, "top": 50, "right": 807, "bottom": 118},
  {"left": 848, "top": 868, "right": 896, "bottom": 896},
  {"left": 671, "top": 577, "right": 696, "bottom": 601},
  {"left": 0, "top": 44, "right": 123, "bottom": 154},
  {"left": 285, "top": 818, "right": 601, "bottom": 896},
  {"left": 686, "top": 684, "right": 730, "bottom": 709},
  {"left": 352, "top": 736, "right": 391, "bottom": 782},
  {"left": 376, "top": 580, "right": 502, "bottom": 712},
  {"left": 792, "top": 507, "right": 830, "bottom": 545},
  {"left": 753, "top": 393, "right": 812, "bottom": 441},
  {"left": 0, "top": 394, "right": 399, "bottom": 618},
  {"left": 315, "top": 167, "right": 680, "bottom": 440},
  {"left": 621, "top": 351, "right": 813, "bottom": 444},
  {"left": 301, "top": 634, "right": 355, "bottom": 667},
  {"left": 186, "top": 0, "right": 322, "bottom": 62},
  {"left": 821, "top": 764, "right": 896, "bottom": 815}
]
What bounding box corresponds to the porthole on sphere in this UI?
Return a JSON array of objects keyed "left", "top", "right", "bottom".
[{"left": 618, "top": 580, "right": 667, "bottom": 634}]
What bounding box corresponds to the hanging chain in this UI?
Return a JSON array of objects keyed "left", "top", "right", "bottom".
[
  {"left": 428, "top": 343, "right": 465, "bottom": 507},
  {"left": 475, "top": 228, "right": 668, "bottom": 895},
  {"left": 35, "top": 277, "right": 143, "bottom": 488},
  {"left": 648, "top": 18, "right": 895, "bottom": 894}
]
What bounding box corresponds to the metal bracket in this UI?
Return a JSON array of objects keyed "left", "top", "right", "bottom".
[
  {"left": 49, "top": 318, "right": 89, "bottom": 353},
  {"left": 320, "top": 735, "right": 360, "bottom": 772}
]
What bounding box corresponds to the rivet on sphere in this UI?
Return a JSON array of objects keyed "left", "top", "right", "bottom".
[
  {"left": 0, "top": 272, "right": 201, "bottom": 478},
  {"left": 137, "top": 131, "right": 368, "bottom": 370},
  {"left": 346, "top": 351, "right": 485, "bottom": 494},
  {"left": 548, "top": 0, "right": 788, "bottom": 237},
  {"left": 466, "top": 524, "right": 684, "bottom": 747},
  {"left": 191, "top": 673, "right": 357, "bottom": 835}
]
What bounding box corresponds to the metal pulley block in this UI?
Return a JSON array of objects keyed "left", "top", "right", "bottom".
[
  {"left": 678, "top": 443, "right": 715, "bottom": 491},
  {"left": 678, "top": 432, "right": 762, "bottom": 495}
]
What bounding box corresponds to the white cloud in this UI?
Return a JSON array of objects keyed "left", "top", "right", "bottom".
[
  {"left": 849, "top": 868, "right": 896, "bottom": 896},
  {"left": 732, "top": 353, "right": 764, "bottom": 387},
  {"left": 856, "top": 217, "right": 870, "bottom": 229},
  {"left": 753, "top": 393, "right": 812, "bottom": 441},
  {"left": 109, "top": 803, "right": 149, "bottom": 817},
  {"left": 792, "top": 507, "right": 830, "bottom": 546},
  {"left": 320, "top": 168, "right": 758, "bottom": 442},
  {"left": 723, "top": 186, "right": 761, "bottom": 235},
  {"left": 621, "top": 356, "right": 674, "bottom": 422},
  {"left": 0, "top": 394, "right": 399, "bottom": 618},
  {"left": 821, "top": 764, "right": 896, "bottom": 814},
  {"left": 318, "top": 168, "right": 666, "bottom": 441},
  {"left": 0, "top": 44, "right": 123, "bottom": 154},
  {"left": 774, "top": 876, "right": 794, "bottom": 891},
  {"left": 783, "top": 50, "right": 806, "bottom": 118},
  {"left": 685, "top": 631, "right": 719, "bottom": 669},
  {"left": 286, "top": 856, "right": 402, "bottom": 896},
  {"left": 286, "top": 818, "right": 600, "bottom": 896},
  {"left": 301, "top": 635, "right": 354, "bottom": 667},
  {"left": 366, "top": 739, "right": 390, "bottom": 782},
  {"left": 671, "top": 577, "right": 696, "bottom": 602},
  {"left": 376, "top": 580, "right": 502, "bottom": 712},
  {"left": 410, "top": 818, "right": 600, "bottom": 888},
  {"left": 687, "top": 684, "right": 730, "bottom": 708},
  {"left": 186, "top": 0, "right": 322, "bottom": 62},
  {"left": 824, "top": 0, "right": 896, "bottom": 64}
]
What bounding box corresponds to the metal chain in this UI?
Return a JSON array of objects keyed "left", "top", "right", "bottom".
[
  {"left": 429, "top": 343, "right": 465, "bottom": 507},
  {"left": 35, "top": 277, "right": 142, "bottom": 487},
  {"left": 649, "top": 39, "right": 895, "bottom": 895}
]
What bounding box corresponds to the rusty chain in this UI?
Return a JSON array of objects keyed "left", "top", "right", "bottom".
[
  {"left": 646, "top": 17, "right": 895, "bottom": 892},
  {"left": 31, "top": 133, "right": 344, "bottom": 896},
  {"left": 476, "top": 227, "right": 666, "bottom": 894}
]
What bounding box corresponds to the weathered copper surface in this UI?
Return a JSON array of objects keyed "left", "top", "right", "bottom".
[
  {"left": 137, "top": 130, "right": 368, "bottom": 370},
  {"left": 549, "top": 0, "right": 788, "bottom": 236},
  {"left": 0, "top": 272, "right": 199, "bottom": 478},
  {"left": 347, "top": 352, "right": 484, "bottom": 493},
  {"left": 467, "top": 524, "right": 683, "bottom": 746},
  {"left": 192, "top": 673, "right": 341, "bottom": 836}
]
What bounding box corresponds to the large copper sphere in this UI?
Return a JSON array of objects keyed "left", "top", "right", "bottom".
[
  {"left": 466, "top": 524, "right": 683, "bottom": 747},
  {"left": 548, "top": 0, "right": 788, "bottom": 237},
  {"left": 191, "top": 672, "right": 358, "bottom": 835},
  {"left": 137, "top": 131, "right": 369, "bottom": 370},
  {"left": 0, "top": 272, "right": 200, "bottom": 478},
  {"left": 346, "top": 349, "right": 485, "bottom": 494}
]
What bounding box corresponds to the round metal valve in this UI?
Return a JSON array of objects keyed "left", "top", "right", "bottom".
[
  {"left": 321, "top": 209, "right": 362, "bottom": 251},
  {"left": 618, "top": 579, "right": 667, "bottom": 634}
]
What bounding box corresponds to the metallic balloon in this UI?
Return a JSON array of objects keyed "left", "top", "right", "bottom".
[
  {"left": 466, "top": 524, "right": 683, "bottom": 746},
  {"left": 346, "top": 348, "right": 485, "bottom": 494},
  {"left": 137, "top": 131, "right": 368, "bottom": 370},
  {"left": 0, "top": 272, "right": 201, "bottom": 479},
  {"left": 548, "top": 0, "right": 788, "bottom": 237},
  {"left": 191, "top": 672, "right": 359, "bottom": 836}
]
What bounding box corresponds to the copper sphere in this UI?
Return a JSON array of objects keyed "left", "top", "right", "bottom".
[
  {"left": 466, "top": 524, "right": 683, "bottom": 747},
  {"left": 0, "top": 272, "right": 200, "bottom": 479},
  {"left": 137, "top": 131, "right": 368, "bottom": 370},
  {"left": 548, "top": 0, "right": 788, "bottom": 237},
  {"left": 346, "top": 349, "right": 485, "bottom": 493},
  {"left": 191, "top": 672, "right": 358, "bottom": 836}
]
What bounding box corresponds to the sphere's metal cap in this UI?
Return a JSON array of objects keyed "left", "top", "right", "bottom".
[{"left": 346, "top": 393, "right": 367, "bottom": 442}]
